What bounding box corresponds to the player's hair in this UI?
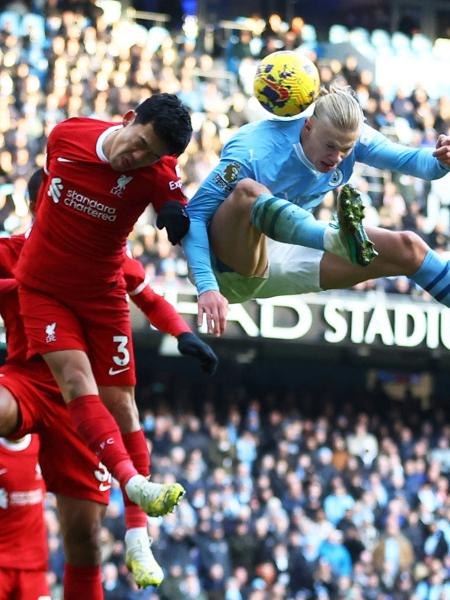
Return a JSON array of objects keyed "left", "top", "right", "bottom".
[
  {"left": 314, "top": 84, "right": 364, "bottom": 131},
  {"left": 27, "top": 168, "right": 44, "bottom": 213},
  {"left": 134, "top": 93, "right": 193, "bottom": 156}
]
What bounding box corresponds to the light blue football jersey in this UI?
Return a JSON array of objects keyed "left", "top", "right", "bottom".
[{"left": 183, "top": 117, "right": 448, "bottom": 295}]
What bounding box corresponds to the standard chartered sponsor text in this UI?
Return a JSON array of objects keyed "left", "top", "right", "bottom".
[{"left": 64, "top": 189, "right": 117, "bottom": 221}]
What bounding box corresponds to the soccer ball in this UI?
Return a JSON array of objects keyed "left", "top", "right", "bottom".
[{"left": 253, "top": 51, "right": 320, "bottom": 117}]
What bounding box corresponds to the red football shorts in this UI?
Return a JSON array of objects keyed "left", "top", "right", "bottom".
[
  {"left": 18, "top": 284, "right": 136, "bottom": 386},
  {"left": 0, "top": 568, "right": 50, "bottom": 600},
  {"left": 0, "top": 363, "right": 111, "bottom": 505}
]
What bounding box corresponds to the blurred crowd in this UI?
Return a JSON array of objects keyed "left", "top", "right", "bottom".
[
  {"left": 1, "top": 1, "right": 450, "bottom": 300},
  {"left": 43, "top": 374, "right": 450, "bottom": 599},
  {"left": 1, "top": 3, "right": 449, "bottom": 599}
]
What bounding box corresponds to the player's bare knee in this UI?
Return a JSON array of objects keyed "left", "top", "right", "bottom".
[
  {"left": 231, "top": 178, "right": 269, "bottom": 210},
  {"left": 63, "top": 521, "right": 102, "bottom": 564},
  {"left": 397, "top": 231, "right": 428, "bottom": 272}
]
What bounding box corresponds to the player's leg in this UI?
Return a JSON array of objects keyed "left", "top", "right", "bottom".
[
  {"left": 56, "top": 495, "right": 105, "bottom": 600},
  {"left": 99, "top": 385, "right": 164, "bottom": 587},
  {"left": 319, "top": 226, "right": 429, "bottom": 289},
  {"left": 0, "top": 386, "right": 19, "bottom": 437},
  {"left": 18, "top": 287, "right": 180, "bottom": 518},
  {"left": 211, "top": 179, "right": 372, "bottom": 275},
  {"left": 80, "top": 294, "right": 184, "bottom": 521}
]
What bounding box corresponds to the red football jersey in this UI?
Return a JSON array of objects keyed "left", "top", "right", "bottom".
[
  {"left": 0, "top": 235, "right": 47, "bottom": 367},
  {"left": 0, "top": 435, "right": 47, "bottom": 570},
  {"left": 15, "top": 117, "right": 187, "bottom": 299},
  {"left": 123, "top": 254, "right": 191, "bottom": 337}
]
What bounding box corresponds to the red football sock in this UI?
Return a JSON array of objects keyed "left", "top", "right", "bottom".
[
  {"left": 67, "top": 395, "right": 138, "bottom": 487},
  {"left": 64, "top": 563, "right": 102, "bottom": 600},
  {"left": 122, "top": 429, "right": 151, "bottom": 528}
]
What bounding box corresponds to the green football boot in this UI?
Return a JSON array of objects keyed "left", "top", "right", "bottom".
[{"left": 335, "top": 184, "right": 378, "bottom": 267}]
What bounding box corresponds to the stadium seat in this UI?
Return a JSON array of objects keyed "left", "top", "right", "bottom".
[
  {"left": 370, "top": 28, "right": 390, "bottom": 49},
  {"left": 329, "top": 24, "right": 349, "bottom": 44},
  {"left": 21, "top": 13, "right": 45, "bottom": 46},
  {"left": 349, "top": 27, "right": 375, "bottom": 60},
  {"left": 0, "top": 10, "right": 21, "bottom": 36},
  {"left": 301, "top": 24, "right": 317, "bottom": 43},
  {"left": 391, "top": 31, "right": 411, "bottom": 55},
  {"left": 411, "top": 33, "right": 433, "bottom": 57},
  {"left": 370, "top": 28, "right": 393, "bottom": 58}
]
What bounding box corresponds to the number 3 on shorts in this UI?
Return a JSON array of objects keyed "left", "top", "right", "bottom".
[{"left": 112, "top": 335, "right": 130, "bottom": 367}]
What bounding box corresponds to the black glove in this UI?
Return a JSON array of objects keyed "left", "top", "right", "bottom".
[
  {"left": 177, "top": 332, "right": 218, "bottom": 375},
  {"left": 156, "top": 201, "right": 190, "bottom": 245}
]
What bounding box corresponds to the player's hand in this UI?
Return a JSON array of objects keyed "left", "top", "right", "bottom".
[
  {"left": 198, "top": 290, "right": 228, "bottom": 336},
  {"left": 156, "top": 201, "right": 190, "bottom": 244},
  {"left": 433, "top": 134, "right": 450, "bottom": 168},
  {"left": 177, "top": 332, "right": 218, "bottom": 375}
]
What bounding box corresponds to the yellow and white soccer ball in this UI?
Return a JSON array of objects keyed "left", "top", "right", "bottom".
[{"left": 253, "top": 51, "right": 320, "bottom": 117}]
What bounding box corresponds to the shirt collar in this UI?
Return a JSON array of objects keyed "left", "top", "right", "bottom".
[{"left": 96, "top": 125, "right": 122, "bottom": 162}]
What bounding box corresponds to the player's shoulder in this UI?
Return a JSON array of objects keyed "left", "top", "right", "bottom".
[
  {"left": 357, "top": 123, "right": 385, "bottom": 147},
  {"left": 50, "top": 116, "right": 117, "bottom": 141}
]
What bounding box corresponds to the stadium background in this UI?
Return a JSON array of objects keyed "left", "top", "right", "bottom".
[{"left": 0, "top": 0, "right": 449, "bottom": 598}]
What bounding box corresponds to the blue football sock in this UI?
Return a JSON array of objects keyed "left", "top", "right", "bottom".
[
  {"left": 410, "top": 249, "right": 450, "bottom": 307},
  {"left": 250, "top": 193, "right": 326, "bottom": 250}
]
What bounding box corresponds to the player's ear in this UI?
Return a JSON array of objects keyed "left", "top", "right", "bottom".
[{"left": 122, "top": 110, "right": 136, "bottom": 126}]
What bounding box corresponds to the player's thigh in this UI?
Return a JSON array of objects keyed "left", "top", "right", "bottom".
[
  {"left": 319, "top": 227, "right": 424, "bottom": 290},
  {"left": 99, "top": 385, "right": 137, "bottom": 434},
  {"left": 56, "top": 495, "right": 106, "bottom": 566},
  {"left": 209, "top": 193, "right": 268, "bottom": 276}
]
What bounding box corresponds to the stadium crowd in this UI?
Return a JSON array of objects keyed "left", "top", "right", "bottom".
[
  {"left": 0, "top": 2, "right": 449, "bottom": 599},
  {"left": 43, "top": 374, "right": 450, "bottom": 599},
  {"left": 1, "top": 0, "right": 450, "bottom": 299}
]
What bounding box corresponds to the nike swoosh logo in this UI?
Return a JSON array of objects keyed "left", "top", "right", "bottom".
[
  {"left": 57, "top": 157, "right": 75, "bottom": 163},
  {"left": 99, "top": 483, "right": 111, "bottom": 492},
  {"left": 0, "top": 469, "right": 7, "bottom": 475},
  {"left": 108, "top": 366, "right": 130, "bottom": 376}
]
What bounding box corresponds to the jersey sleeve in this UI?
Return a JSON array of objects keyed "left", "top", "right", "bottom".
[
  {"left": 148, "top": 156, "right": 187, "bottom": 214},
  {"left": 0, "top": 235, "right": 25, "bottom": 277},
  {"left": 355, "top": 124, "right": 449, "bottom": 180},
  {"left": 182, "top": 133, "right": 256, "bottom": 295},
  {"left": 123, "top": 254, "right": 191, "bottom": 336}
]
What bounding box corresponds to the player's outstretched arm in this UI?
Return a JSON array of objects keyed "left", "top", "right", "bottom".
[
  {"left": 432, "top": 134, "right": 450, "bottom": 169},
  {"left": 197, "top": 290, "right": 229, "bottom": 337},
  {"left": 123, "top": 254, "right": 218, "bottom": 373}
]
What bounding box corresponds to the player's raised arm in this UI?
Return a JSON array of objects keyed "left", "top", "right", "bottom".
[
  {"left": 355, "top": 123, "right": 450, "bottom": 179},
  {"left": 122, "top": 253, "right": 218, "bottom": 374}
]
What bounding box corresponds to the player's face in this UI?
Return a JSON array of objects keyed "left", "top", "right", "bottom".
[
  {"left": 301, "top": 116, "right": 359, "bottom": 173},
  {"left": 106, "top": 111, "right": 170, "bottom": 171}
]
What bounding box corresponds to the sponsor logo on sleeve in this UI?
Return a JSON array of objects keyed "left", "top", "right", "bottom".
[{"left": 213, "top": 162, "right": 241, "bottom": 193}]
